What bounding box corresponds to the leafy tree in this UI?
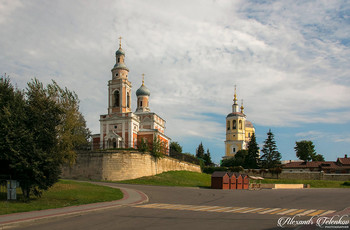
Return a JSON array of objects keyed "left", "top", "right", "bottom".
[
  {"left": 221, "top": 150, "right": 248, "bottom": 167},
  {"left": 0, "top": 77, "right": 90, "bottom": 199},
  {"left": 137, "top": 138, "right": 149, "bottom": 153},
  {"left": 260, "top": 129, "right": 281, "bottom": 169},
  {"left": 245, "top": 133, "right": 260, "bottom": 169},
  {"left": 170, "top": 141, "right": 183, "bottom": 156},
  {"left": 196, "top": 142, "right": 205, "bottom": 159},
  {"left": 313, "top": 154, "right": 325, "bottom": 162},
  {"left": 295, "top": 140, "right": 317, "bottom": 162},
  {"left": 203, "top": 149, "right": 213, "bottom": 166},
  {"left": 151, "top": 136, "right": 166, "bottom": 159},
  {"left": 0, "top": 77, "right": 28, "bottom": 180}
]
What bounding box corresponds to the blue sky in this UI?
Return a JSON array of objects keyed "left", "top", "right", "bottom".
[{"left": 1, "top": 0, "right": 349, "bottom": 164}]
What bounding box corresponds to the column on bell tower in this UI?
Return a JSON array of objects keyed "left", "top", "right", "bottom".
[{"left": 108, "top": 37, "right": 132, "bottom": 115}]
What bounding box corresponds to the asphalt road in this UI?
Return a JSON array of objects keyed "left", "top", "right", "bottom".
[{"left": 12, "top": 183, "right": 350, "bottom": 230}]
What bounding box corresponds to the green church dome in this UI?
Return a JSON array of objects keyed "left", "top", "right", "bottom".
[
  {"left": 115, "top": 48, "right": 125, "bottom": 56},
  {"left": 136, "top": 84, "right": 150, "bottom": 96}
]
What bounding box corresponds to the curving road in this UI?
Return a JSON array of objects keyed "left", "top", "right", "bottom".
[{"left": 9, "top": 183, "right": 350, "bottom": 230}]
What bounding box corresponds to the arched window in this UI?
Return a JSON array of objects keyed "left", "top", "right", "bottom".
[
  {"left": 232, "top": 120, "right": 236, "bottom": 129},
  {"left": 127, "top": 92, "right": 130, "bottom": 108},
  {"left": 233, "top": 147, "right": 236, "bottom": 153},
  {"left": 227, "top": 120, "right": 230, "bottom": 130},
  {"left": 114, "top": 90, "right": 120, "bottom": 107},
  {"left": 248, "top": 133, "right": 251, "bottom": 138},
  {"left": 239, "top": 120, "right": 242, "bottom": 130},
  {"left": 140, "top": 101, "right": 143, "bottom": 107},
  {"left": 118, "top": 57, "right": 120, "bottom": 63}
]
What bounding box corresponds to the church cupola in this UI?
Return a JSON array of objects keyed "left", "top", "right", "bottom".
[
  {"left": 112, "top": 37, "right": 129, "bottom": 80},
  {"left": 136, "top": 74, "right": 151, "bottom": 113}
]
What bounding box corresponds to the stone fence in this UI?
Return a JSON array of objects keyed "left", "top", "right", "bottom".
[
  {"left": 244, "top": 170, "right": 350, "bottom": 181},
  {"left": 61, "top": 150, "right": 201, "bottom": 181}
]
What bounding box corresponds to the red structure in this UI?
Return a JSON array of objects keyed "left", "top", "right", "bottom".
[
  {"left": 236, "top": 174, "right": 243, "bottom": 190},
  {"left": 228, "top": 172, "right": 237, "bottom": 190},
  {"left": 242, "top": 174, "right": 249, "bottom": 190},
  {"left": 211, "top": 171, "right": 230, "bottom": 189}
]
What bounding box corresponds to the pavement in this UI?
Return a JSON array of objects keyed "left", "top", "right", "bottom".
[{"left": 0, "top": 184, "right": 148, "bottom": 229}]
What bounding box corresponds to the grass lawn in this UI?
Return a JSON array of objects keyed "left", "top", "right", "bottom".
[
  {"left": 0, "top": 180, "right": 123, "bottom": 215},
  {"left": 118, "top": 171, "right": 211, "bottom": 188},
  {"left": 117, "top": 170, "right": 350, "bottom": 189},
  {"left": 261, "top": 178, "right": 350, "bottom": 188}
]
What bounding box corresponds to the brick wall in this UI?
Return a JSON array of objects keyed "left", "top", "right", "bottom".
[{"left": 61, "top": 150, "right": 201, "bottom": 181}]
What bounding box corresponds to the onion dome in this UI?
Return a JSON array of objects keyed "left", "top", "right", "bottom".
[
  {"left": 136, "top": 84, "right": 150, "bottom": 96},
  {"left": 115, "top": 48, "right": 125, "bottom": 56}
]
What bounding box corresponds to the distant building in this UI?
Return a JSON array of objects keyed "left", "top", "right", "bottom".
[
  {"left": 92, "top": 39, "right": 170, "bottom": 153},
  {"left": 283, "top": 155, "right": 350, "bottom": 173},
  {"left": 224, "top": 87, "right": 255, "bottom": 159}
]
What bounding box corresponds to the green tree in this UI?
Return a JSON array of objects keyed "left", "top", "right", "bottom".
[
  {"left": 169, "top": 141, "right": 183, "bottom": 156},
  {"left": 47, "top": 80, "right": 90, "bottom": 163},
  {"left": 0, "top": 77, "right": 90, "bottom": 198},
  {"left": 0, "top": 77, "right": 29, "bottom": 181},
  {"left": 313, "top": 154, "right": 325, "bottom": 162},
  {"left": 245, "top": 133, "right": 260, "bottom": 169},
  {"left": 295, "top": 140, "right": 317, "bottom": 162},
  {"left": 221, "top": 150, "right": 248, "bottom": 167},
  {"left": 203, "top": 149, "right": 213, "bottom": 166},
  {"left": 151, "top": 136, "right": 165, "bottom": 159},
  {"left": 196, "top": 142, "right": 205, "bottom": 159},
  {"left": 137, "top": 138, "right": 149, "bottom": 153},
  {"left": 260, "top": 129, "right": 281, "bottom": 169}
]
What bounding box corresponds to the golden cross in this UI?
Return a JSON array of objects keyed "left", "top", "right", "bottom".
[
  {"left": 234, "top": 84, "right": 237, "bottom": 100},
  {"left": 142, "top": 73, "right": 145, "bottom": 85},
  {"left": 118, "top": 36, "right": 122, "bottom": 48}
]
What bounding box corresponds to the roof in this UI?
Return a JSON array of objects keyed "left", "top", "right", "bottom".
[
  {"left": 337, "top": 157, "right": 350, "bottom": 166},
  {"left": 245, "top": 120, "right": 254, "bottom": 128},
  {"left": 283, "top": 161, "right": 350, "bottom": 170},
  {"left": 113, "top": 63, "right": 129, "bottom": 71},
  {"left": 227, "top": 112, "right": 245, "bottom": 118},
  {"left": 211, "top": 171, "right": 228, "bottom": 177}
]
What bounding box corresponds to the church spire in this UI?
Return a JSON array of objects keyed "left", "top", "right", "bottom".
[
  {"left": 240, "top": 99, "right": 244, "bottom": 113},
  {"left": 119, "top": 36, "right": 122, "bottom": 48},
  {"left": 232, "top": 85, "right": 239, "bottom": 113}
]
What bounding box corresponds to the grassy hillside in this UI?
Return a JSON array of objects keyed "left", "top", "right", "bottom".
[
  {"left": 118, "top": 171, "right": 211, "bottom": 188},
  {"left": 117, "top": 171, "right": 350, "bottom": 189}
]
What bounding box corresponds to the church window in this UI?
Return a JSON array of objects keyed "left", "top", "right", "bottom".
[
  {"left": 227, "top": 121, "right": 230, "bottom": 130},
  {"left": 232, "top": 120, "right": 236, "bottom": 129},
  {"left": 118, "top": 57, "right": 120, "bottom": 63},
  {"left": 114, "top": 90, "right": 120, "bottom": 107},
  {"left": 248, "top": 133, "right": 251, "bottom": 138},
  {"left": 239, "top": 120, "right": 242, "bottom": 130},
  {"left": 140, "top": 101, "right": 143, "bottom": 107},
  {"left": 127, "top": 92, "right": 130, "bottom": 108},
  {"left": 233, "top": 147, "right": 236, "bottom": 153},
  {"left": 116, "top": 73, "right": 118, "bottom": 77}
]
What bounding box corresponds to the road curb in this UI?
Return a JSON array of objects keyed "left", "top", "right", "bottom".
[{"left": 0, "top": 185, "right": 148, "bottom": 229}]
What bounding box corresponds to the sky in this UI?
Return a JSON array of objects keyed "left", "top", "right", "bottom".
[{"left": 1, "top": 0, "right": 350, "bottom": 164}]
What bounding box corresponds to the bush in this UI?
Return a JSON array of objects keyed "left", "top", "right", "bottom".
[
  {"left": 169, "top": 152, "right": 200, "bottom": 165},
  {"left": 342, "top": 181, "right": 350, "bottom": 186},
  {"left": 202, "top": 166, "right": 244, "bottom": 174}
]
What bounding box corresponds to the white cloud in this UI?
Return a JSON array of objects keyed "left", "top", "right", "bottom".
[{"left": 1, "top": 0, "right": 350, "bottom": 153}]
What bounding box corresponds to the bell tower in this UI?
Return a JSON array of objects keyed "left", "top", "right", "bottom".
[
  {"left": 108, "top": 37, "right": 132, "bottom": 115},
  {"left": 224, "top": 86, "right": 247, "bottom": 158}
]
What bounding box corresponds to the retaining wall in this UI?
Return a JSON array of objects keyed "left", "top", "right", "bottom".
[{"left": 61, "top": 150, "right": 201, "bottom": 181}]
